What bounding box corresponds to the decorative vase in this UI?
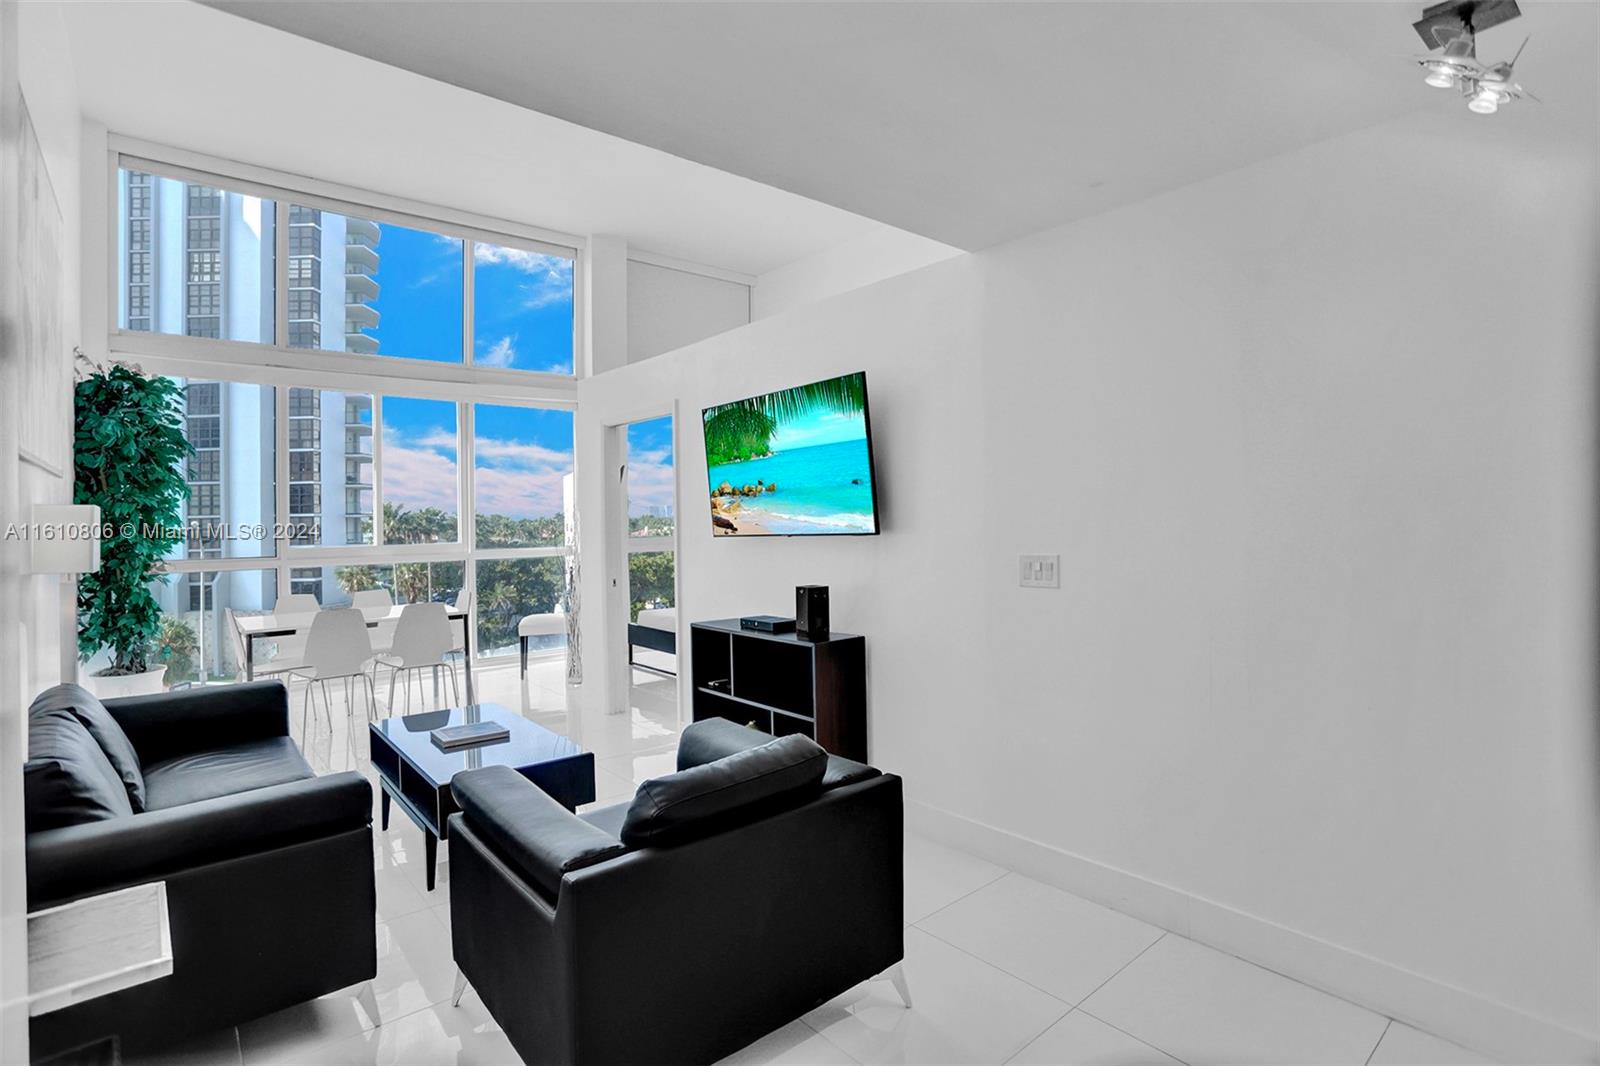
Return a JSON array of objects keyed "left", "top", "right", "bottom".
[
  {"left": 85, "top": 665, "right": 167, "bottom": 699},
  {"left": 565, "top": 508, "right": 582, "bottom": 686}
]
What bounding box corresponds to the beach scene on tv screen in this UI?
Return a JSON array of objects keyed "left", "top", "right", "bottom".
[{"left": 704, "top": 372, "right": 876, "bottom": 536}]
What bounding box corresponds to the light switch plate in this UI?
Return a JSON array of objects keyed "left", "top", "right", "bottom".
[{"left": 1019, "top": 554, "right": 1060, "bottom": 588}]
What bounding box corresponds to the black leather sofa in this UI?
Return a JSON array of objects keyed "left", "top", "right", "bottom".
[
  {"left": 448, "top": 718, "right": 903, "bottom": 1066},
  {"left": 24, "top": 682, "right": 376, "bottom": 1058}
]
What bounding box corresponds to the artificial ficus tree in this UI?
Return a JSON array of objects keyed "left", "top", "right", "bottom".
[{"left": 74, "top": 360, "right": 192, "bottom": 676}]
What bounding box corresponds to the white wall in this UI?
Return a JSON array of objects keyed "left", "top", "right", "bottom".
[
  {"left": 579, "top": 111, "right": 1600, "bottom": 1062},
  {"left": 627, "top": 259, "right": 750, "bottom": 364},
  {"left": 0, "top": 0, "right": 81, "bottom": 1056},
  {"left": 581, "top": 253, "right": 984, "bottom": 717},
  {"left": 752, "top": 223, "right": 960, "bottom": 320},
  {"left": 13, "top": 0, "right": 76, "bottom": 688},
  {"left": 58, "top": 0, "right": 889, "bottom": 279}
]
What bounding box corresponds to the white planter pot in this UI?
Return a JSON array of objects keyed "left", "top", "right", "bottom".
[{"left": 85, "top": 665, "right": 167, "bottom": 699}]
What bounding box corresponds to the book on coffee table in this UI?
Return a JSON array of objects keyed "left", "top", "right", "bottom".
[{"left": 430, "top": 722, "right": 511, "bottom": 750}]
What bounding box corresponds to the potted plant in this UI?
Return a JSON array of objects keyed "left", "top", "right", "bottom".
[
  {"left": 153, "top": 615, "right": 201, "bottom": 686},
  {"left": 74, "top": 359, "right": 193, "bottom": 697}
]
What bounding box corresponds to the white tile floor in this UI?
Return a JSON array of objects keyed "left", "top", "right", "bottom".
[{"left": 126, "top": 658, "right": 1503, "bottom": 1066}]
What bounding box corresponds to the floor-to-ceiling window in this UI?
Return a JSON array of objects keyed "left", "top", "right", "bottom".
[
  {"left": 624, "top": 415, "right": 677, "bottom": 694},
  {"left": 111, "top": 153, "right": 580, "bottom": 682},
  {"left": 625, "top": 415, "right": 676, "bottom": 624},
  {"left": 472, "top": 404, "right": 575, "bottom": 658}
]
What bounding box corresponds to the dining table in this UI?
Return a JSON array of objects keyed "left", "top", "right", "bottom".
[{"left": 231, "top": 604, "right": 474, "bottom": 703}]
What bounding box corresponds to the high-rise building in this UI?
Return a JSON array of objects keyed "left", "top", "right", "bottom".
[{"left": 122, "top": 171, "right": 380, "bottom": 678}]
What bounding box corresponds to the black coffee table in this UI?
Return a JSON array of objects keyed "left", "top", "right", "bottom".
[{"left": 369, "top": 704, "right": 596, "bottom": 891}]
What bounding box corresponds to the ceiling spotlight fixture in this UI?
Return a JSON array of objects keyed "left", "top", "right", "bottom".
[
  {"left": 1419, "top": 29, "right": 1479, "bottom": 88},
  {"left": 1423, "top": 64, "right": 1458, "bottom": 88},
  {"left": 1409, "top": 0, "right": 1539, "bottom": 115}
]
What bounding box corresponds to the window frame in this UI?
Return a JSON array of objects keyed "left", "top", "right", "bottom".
[
  {"left": 108, "top": 138, "right": 584, "bottom": 388},
  {"left": 106, "top": 138, "right": 584, "bottom": 665}
]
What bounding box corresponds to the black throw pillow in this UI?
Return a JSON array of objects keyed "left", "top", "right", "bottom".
[
  {"left": 24, "top": 711, "right": 135, "bottom": 832},
  {"left": 29, "top": 684, "right": 146, "bottom": 812},
  {"left": 621, "top": 733, "right": 827, "bottom": 848}
]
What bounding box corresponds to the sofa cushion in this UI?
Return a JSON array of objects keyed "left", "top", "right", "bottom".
[
  {"left": 636, "top": 606, "right": 676, "bottom": 632},
  {"left": 24, "top": 711, "right": 134, "bottom": 832},
  {"left": 821, "top": 753, "right": 881, "bottom": 791},
  {"left": 517, "top": 612, "right": 565, "bottom": 638},
  {"left": 30, "top": 684, "right": 146, "bottom": 812},
  {"left": 677, "top": 717, "right": 880, "bottom": 793},
  {"left": 142, "top": 736, "right": 314, "bottom": 811},
  {"left": 453, "top": 766, "right": 625, "bottom": 899},
  {"left": 621, "top": 734, "right": 828, "bottom": 848},
  {"left": 675, "top": 717, "right": 771, "bottom": 772}
]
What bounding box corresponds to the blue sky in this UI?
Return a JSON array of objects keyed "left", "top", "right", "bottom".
[
  {"left": 627, "top": 416, "right": 675, "bottom": 517},
  {"left": 472, "top": 242, "right": 576, "bottom": 374},
  {"left": 381, "top": 399, "right": 574, "bottom": 522},
  {"left": 357, "top": 219, "right": 578, "bottom": 521},
  {"left": 359, "top": 221, "right": 574, "bottom": 373},
  {"left": 770, "top": 408, "right": 868, "bottom": 452},
  {"left": 365, "top": 224, "right": 461, "bottom": 363}
]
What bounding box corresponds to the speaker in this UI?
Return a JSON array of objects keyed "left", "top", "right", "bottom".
[{"left": 795, "top": 585, "right": 829, "bottom": 641}]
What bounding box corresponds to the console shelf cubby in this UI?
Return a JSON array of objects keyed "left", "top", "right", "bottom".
[{"left": 689, "top": 619, "right": 867, "bottom": 762}]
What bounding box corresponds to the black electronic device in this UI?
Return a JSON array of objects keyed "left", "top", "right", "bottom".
[
  {"left": 796, "top": 585, "right": 830, "bottom": 641},
  {"left": 739, "top": 614, "right": 795, "bottom": 634}
]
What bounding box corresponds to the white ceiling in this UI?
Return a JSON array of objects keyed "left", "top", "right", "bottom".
[
  {"left": 199, "top": 0, "right": 1598, "bottom": 251},
  {"left": 58, "top": 1, "right": 919, "bottom": 277}
]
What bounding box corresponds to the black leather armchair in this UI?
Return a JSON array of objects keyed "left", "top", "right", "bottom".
[
  {"left": 448, "top": 719, "right": 903, "bottom": 1065},
  {"left": 24, "top": 682, "right": 376, "bottom": 1058}
]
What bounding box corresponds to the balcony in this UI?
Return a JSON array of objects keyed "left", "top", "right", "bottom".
[
  {"left": 344, "top": 302, "right": 379, "bottom": 330},
  {"left": 343, "top": 275, "right": 379, "bottom": 306},
  {"left": 345, "top": 217, "right": 380, "bottom": 245},
  {"left": 346, "top": 332, "right": 380, "bottom": 356},
  {"left": 345, "top": 243, "right": 379, "bottom": 271}
]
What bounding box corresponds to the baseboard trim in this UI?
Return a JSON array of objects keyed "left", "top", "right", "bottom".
[{"left": 904, "top": 799, "right": 1598, "bottom": 1065}]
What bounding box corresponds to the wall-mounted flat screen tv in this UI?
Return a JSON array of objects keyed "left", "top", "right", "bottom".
[{"left": 703, "top": 371, "right": 880, "bottom": 537}]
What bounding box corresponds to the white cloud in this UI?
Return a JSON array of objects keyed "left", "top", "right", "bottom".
[
  {"left": 382, "top": 426, "right": 574, "bottom": 520},
  {"left": 474, "top": 244, "right": 555, "bottom": 270},
  {"left": 627, "top": 459, "right": 676, "bottom": 516},
  {"left": 473, "top": 437, "right": 571, "bottom": 468},
  {"left": 475, "top": 245, "right": 574, "bottom": 309},
  {"left": 474, "top": 464, "right": 566, "bottom": 519},
  {"left": 479, "top": 335, "right": 516, "bottom": 368},
  {"left": 630, "top": 446, "right": 673, "bottom": 466},
  {"left": 409, "top": 429, "right": 461, "bottom": 453},
  {"left": 379, "top": 441, "right": 459, "bottom": 514}
]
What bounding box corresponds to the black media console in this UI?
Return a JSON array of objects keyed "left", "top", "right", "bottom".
[{"left": 689, "top": 618, "right": 867, "bottom": 762}]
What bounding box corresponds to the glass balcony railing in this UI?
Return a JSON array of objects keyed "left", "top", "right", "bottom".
[{"left": 344, "top": 303, "right": 379, "bottom": 330}]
